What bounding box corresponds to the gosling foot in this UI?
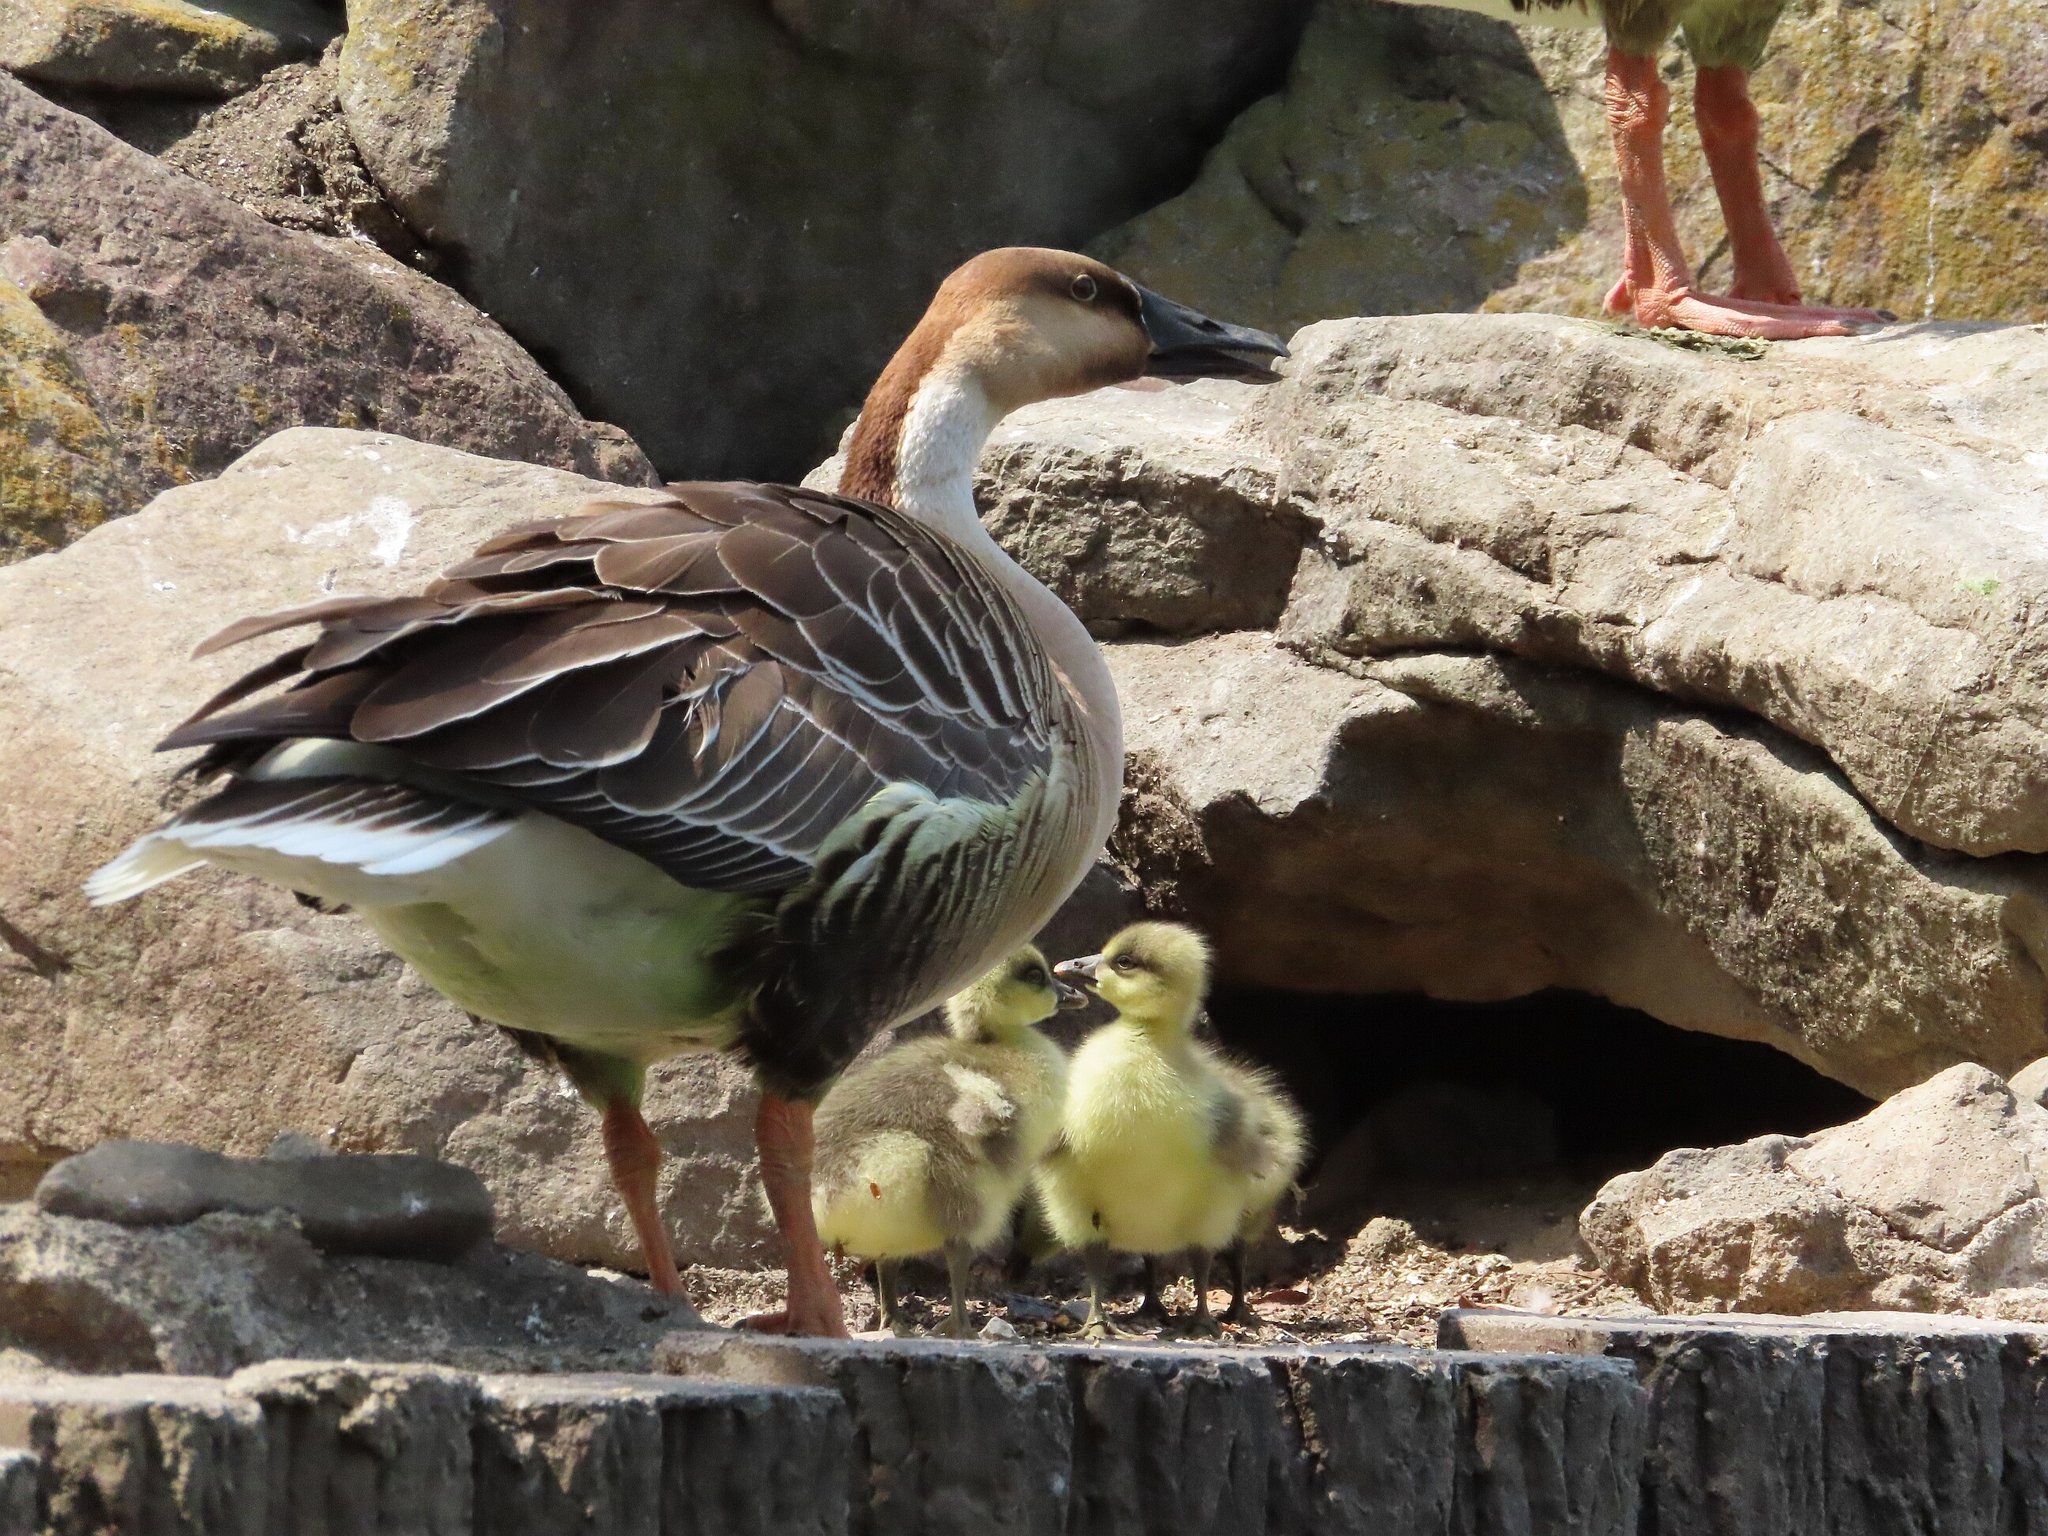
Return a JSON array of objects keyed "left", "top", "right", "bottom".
[{"left": 1078, "top": 1308, "right": 1126, "bottom": 1341}]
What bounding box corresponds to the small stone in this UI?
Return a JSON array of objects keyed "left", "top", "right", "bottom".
[
  {"left": 264, "top": 1131, "right": 331, "bottom": 1160},
  {"left": 35, "top": 1140, "right": 493, "bottom": 1261},
  {"left": 2009, "top": 1057, "right": 2048, "bottom": 1110},
  {"left": 1354, "top": 1217, "right": 1420, "bottom": 1264},
  {"left": 979, "top": 1316, "right": 1019, "bottom": 1342},
  {"left": 1003, "top": 1293, "right": 1057, "bottom": 1324}
]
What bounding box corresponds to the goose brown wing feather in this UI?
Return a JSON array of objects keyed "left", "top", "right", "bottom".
[{"left": 163, "top": 482, "right": 1060, "bottom": 901}]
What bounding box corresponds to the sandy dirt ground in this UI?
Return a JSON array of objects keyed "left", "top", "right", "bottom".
[{"left": 681, "top": 1171, "right": 1645, "bottom": 1348}]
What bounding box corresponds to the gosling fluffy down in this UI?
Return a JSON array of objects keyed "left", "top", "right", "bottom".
[
  {"left": 812, "top": 945, "right": 1075, "bottom": 1332},
  {"left": 1037, "top": 921, "right": 1304, "bottom": 1332}
]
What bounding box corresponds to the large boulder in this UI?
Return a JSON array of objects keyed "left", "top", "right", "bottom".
[
  {"left": 1579, "top": 1063, "right": 2048, "bottom": 1313},
  {"left": 0, "top": 76, "right": 653, "bottom": 562},
  {"left": 950, "top": 314, "right": 2048, "bottom": 1098},
  {"left": 1095, "top": 0, "right": 2048, "bottom": 335},
  {"left": 334, "top": 0, "right": 1311, "bottom": 479},
  {"left": 0, "top": 429, "right": 770, "bottom": 1271}
]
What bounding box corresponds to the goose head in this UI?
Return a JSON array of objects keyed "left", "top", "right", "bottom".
[
  {"left": 945, "top": 943, "right": 1087, "bottom": 1043},
  {"left": 842, "top": 248, "right": 1286, "bottom": 517},
  {"left": 1056, "top": 921, "right": 1211, "bottom": 1037}
]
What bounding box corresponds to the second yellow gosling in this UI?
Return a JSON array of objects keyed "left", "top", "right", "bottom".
[{"left": 812, "top": 946, "right": 1076, "bottom": 1336}]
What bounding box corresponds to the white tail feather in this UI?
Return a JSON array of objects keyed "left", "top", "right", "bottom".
[
  {"left": 83, "top": 787, "right": 513, "bottom": 906},
  {"left": 84, "top": 837, "right": 208, "bottom": 905}
]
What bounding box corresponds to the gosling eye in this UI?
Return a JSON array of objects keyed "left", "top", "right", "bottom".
[
  {"left": 1111, "top": 953, "right": 1139, "bottom": 973},
  {"left": 1019, "top": 965, "right": 1047, "bottom": 988},
  {"left": 1070, "top": 273, "right": 1098, "bottom": 303}
]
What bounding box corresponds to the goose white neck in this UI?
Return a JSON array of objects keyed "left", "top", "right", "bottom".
[{"left": 882, "top": 361, "right": 1001, "bottom": 537}]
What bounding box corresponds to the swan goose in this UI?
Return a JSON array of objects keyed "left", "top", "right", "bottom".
[
  {"left": 85, "top": 248, "right": 1285, "bottom": 1338},
  {"left": 812, "top": 944, "right": 1079, "bottom": 1337},
  {"left": 1393, "top": 0, "right": 1891, "bottom": 339},
  {"left": 1038, "top": 922, "right": 1301, "bottom": 1337}
]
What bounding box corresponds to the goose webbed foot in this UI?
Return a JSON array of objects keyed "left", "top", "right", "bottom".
[
  {"left": 740, "top": 1093, "right": 849, "bottom": 1338},
  {"left": 1634, "top": 287, "right": 1885, "bottom": 340},
  {"left": 1601, "top": 46, "right": 1889, "bottom": 345}
]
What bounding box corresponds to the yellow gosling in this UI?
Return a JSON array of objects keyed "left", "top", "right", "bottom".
[
  {"left": 1037, "top": 921, "right": 1303, "bottom": 1337},
  {"left": 812, "top": 946, "right": 1077, "bottom": 1336}
]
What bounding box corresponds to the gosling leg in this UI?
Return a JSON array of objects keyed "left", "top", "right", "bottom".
[
  {"left": 874, "top": 1259, "right": 912, "bottom": 1336},
  {"left": 1183, "top": 1249, "right": 1222, "bottom": 1339},
  {"left": 943, "top": 1240, "right": 975, "bottom": 1339},
  {"left": 1079, "top": 1242, "right": 1123, "bottom": 1340},
  {"left": 1134, "top": 1255, "right": 1173, "bottom": 1326},
  {"left": 1220, "top": 1239, "right": 1259, "bottom": 1327}
]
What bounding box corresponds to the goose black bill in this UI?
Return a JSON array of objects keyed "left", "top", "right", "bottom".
[{"left": 1136, "top": 287, "right": 1288, "bottom": 382}]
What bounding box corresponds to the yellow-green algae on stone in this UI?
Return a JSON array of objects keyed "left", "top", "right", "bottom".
[{"left": 0, "top": 278, "right": 126, "bottom": 563}]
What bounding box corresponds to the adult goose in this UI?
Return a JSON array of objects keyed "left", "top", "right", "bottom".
[
  {"left": 86, "top": 248, "right": 1286, "bottom": 1337},
  {"left": 1399, "top": 0, "right": 1892, "bottom": 338}
]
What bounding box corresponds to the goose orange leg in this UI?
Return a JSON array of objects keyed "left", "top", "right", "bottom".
[
  {"left": 1601, "top": 49, "right": 1881, "bottom": 339},
  {"left": 601, "top": 1096, "right": 684, "bottom": 1295},
  {"left": 1693, "top": 65, "right": 1893, "bottom": 323},
  {"left": 738, "top": 1094, "right": 850, "bottom": 1338}
]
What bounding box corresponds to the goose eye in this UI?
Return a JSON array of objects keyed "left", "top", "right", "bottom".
[
  {"left": 1111, "top": 954, "right": 1138, "bottom": 972},
  {"left": 1070, "top": 273, "right": 1098, "bottom": 303},
  {"left": 1020, "top": 966, "right": 1046, "bottom": 987}
]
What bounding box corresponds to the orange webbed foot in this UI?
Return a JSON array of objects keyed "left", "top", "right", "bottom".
[{"left": 1632, "top": 285, "right": 1891, "bottom": 340}]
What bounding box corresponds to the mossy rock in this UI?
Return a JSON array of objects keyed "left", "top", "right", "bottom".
[{"left": 0, "top": 279, "right": 127, "bottom": 563}]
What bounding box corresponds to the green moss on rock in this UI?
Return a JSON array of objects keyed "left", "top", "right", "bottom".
[{"left": 0, "top": 280, "right": 127, "bottom": 563}]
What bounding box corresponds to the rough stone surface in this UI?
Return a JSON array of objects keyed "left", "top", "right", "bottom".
[
  {"left": 657, "top": 1331, "right": 1647, "bottom": 1535},
  {"left": 153, "top": 46, "right": 424, "bottom": 259},
  {"left": 2014, "top": 1058, "right": 2048, "bottom": 1112},
  {"left": 1096, "top": 0, "right": 2048, "bottom": 335},
  {"left": 0, "top": 1202, "right": 695, "bottom": 1376},
  {"left": 34, "top": 1141, "right": 493, "bottom": 1261},
  {"left": 334, "top": 0, "right": 1309, "bottom": 480},
  {"left": 0, "top": 0, "right": 336, "bottom": 97},
  {"left": 1441, "top": 1309, "right": 2048, "bottom": 1536},
  {"left": 471, "top": 1374, "right": 853, "bottom": 1536},
  {"left": 808, "top": 380, "right": 1310, "bottom": 640},
  {"left": 0, "top": 1373, "right": 270, "bottom": 1536},
  {"left": 960, "top": 314, "right": 2048, "bottom": 1097},
  {"left": 1580, "top": 1064, "right": 2048, "bottom": 1313},
  {"left": 0, "top": 76, "right": 654, "bottom": 561},
  {"left": 0, "top": 1364, "right": 852, "bottom": 1536},
  {"left": 1092, "top": 0, "right": 1585, "bottom": 334},
  {"left": 0, "top": 429, "right": 767, "bottom": 1271}
]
